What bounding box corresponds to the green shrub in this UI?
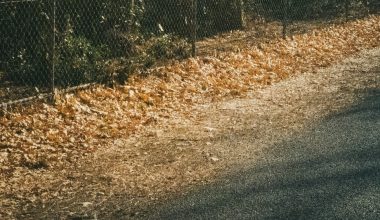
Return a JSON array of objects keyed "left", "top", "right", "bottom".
[
  {"left": 105, "top": 52, "right": 156, "bottom": 85},
  {"left": 4, "top": 29, "right": 190, "bottom": 87},
  {"left": 2, "top": 1, "right": 51, "bottom": 86},
  {"left": 55, "top": 33, "right": 108, "bottom": 87},
  {"left": 146, "top": 34, "right": 191, "bottom": 60},
  {"left": 105, "top": 34, "right": 190, "bottom": 84},
  {"left": 5, "top": 31, "right": 108, "bottom": 87},
  {"left": 5, "top": 47, "right": 50, "bottom": 86},
  {"left": 105, "top": 30, "right": 145, "bottom": 57}
]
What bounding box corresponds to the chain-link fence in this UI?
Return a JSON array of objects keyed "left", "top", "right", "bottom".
[
  {"left": 0, "top": 0, "right": 54, "bottom": 107},
  {"left": 1, "top": 0, "right": 379, "bottom": 109}
]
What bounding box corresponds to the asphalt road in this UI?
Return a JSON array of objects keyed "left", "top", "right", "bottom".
[{"left": 145, "top": 89, "right": 380, "bottom": 220}]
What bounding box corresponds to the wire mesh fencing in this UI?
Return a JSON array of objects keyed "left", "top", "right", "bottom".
[
  {"left": 1, "top": 0, "right": 379, "bottom": 109},
  {"left": 0, "top": 0, "right": 54, "bottom": 107},
  {"left": 245, "top": 0, "right": 377, "bottom": 38}
]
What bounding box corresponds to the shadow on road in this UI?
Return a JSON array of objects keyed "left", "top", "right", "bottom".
[{"left": 149, "top": 89, "right": 380, "bottom": 220}]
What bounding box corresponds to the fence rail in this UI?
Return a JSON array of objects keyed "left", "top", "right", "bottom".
[{"left": 1, "top": 0, "right": 379, "bottom": 109}]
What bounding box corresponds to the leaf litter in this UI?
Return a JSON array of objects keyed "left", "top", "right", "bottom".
[{"left": 0, "top": 15, "right": 380, "bottom": 218}]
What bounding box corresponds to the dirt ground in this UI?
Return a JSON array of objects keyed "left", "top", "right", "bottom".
[{"left": 8, "top": 47, "right": 377, "bottom": 219}]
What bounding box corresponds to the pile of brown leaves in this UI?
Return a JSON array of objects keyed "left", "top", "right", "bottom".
[{"left": 1, "top": 15, "right": 379, "bottom": 217}]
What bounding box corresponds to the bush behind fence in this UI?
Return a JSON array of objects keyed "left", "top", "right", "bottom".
[{"left": 0, "top": 0, "right": 379, "bottom": 107}]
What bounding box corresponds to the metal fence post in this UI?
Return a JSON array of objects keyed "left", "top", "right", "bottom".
[
  {"left": 238, "top": 0, "right": 246, "bottom": 29},
  {"left": 50, "top": 0, "right": 56, "bottom": 104},
  {"left": 191, "top": 0, "right": 197, "bottom": 57},
  {"left": 345, "top": 0, "right": 349, "bottom": 21},
  {"left": 282, "top": 0, "right": 288, "bottom": 39},
  {"left": 129, "top": 0, "right": 135, "bottom": 32}
]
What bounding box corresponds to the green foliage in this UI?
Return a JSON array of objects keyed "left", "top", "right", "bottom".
[
  {"left": 55, "top": 31, "right": 108, "bottom": 86},
  {"left": 4, "top": 19, "right": 108, "bottom": 87},
  {"left": 107, "top": 53, "right": 155, "bottom": 84},
  {"left": 5, "top": 48, "right": 49, "bottom": 85},
  {"left": 109, "top": 34, "right": 191, "bottom": 84},
  {"left": 105, "top": 31, "right": 144, "bottom": 57},
  {"left": 101, "top": 0, "right": 145, "bottom": 31},
  {"left": 146, "top": 34, "right": 191, "bottom": 60},
  {"left": 2, "top": 1, "right": 51, "bottom": 85},
  {"left": 2, "top": 0, "right": 378, "bottom": 87},
  {"left": 142, "top": 0, "right": 244, "bottom": 37},
  {"left": 245, "top": 0, "right": 377, "bottom": 21}
]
